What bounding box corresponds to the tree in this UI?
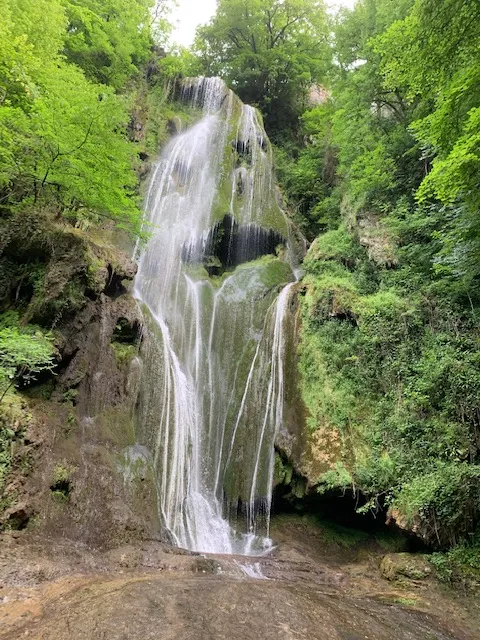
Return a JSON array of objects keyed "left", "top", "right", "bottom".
[
  {"left": 330, "top": 0, "right": 419, "bottom": 211},
  {"left": 0, "top": 0, "right": 147, "bottom": 232},
  {"left": 0, "top": 325, "right": 56, "bottom": 402},
  {"left": 194, "top": 0, "right": 330, "bottom": 139},
  {"left": 62, "top": 0, "right": 154, "bottom": 89},
  {"left": 375, "top": 0, "right": 480, "bottom": 287},
  {"left": 274, "top": 0, "right": 418, "bottom": 237}
]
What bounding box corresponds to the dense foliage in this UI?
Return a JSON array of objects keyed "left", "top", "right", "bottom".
[
  {"left": 62, "top": 0, "right": 154, "bottom": 89},
  {"left": 0, "top": 314, "right": 56, "bottom": 402},
  {"left": 0, "top": 0, "right": 158, "bottom": 231},
  {"left": 278, "top": 0, "right": 480, "bottom": 551},
  {"left": 194, "top": 0, "right": 330, "bottom": 139}
]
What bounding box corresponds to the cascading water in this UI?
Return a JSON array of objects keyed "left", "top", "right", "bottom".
[{"left": 134, "top": 77, "right": 296, "bottom": 555}]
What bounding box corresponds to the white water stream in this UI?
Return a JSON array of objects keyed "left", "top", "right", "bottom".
[{"left": 134, "top": 78, "right": 295, "bottom": 555}]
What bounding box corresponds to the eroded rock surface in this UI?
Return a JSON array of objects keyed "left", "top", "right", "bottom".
[{"left": 0, "top": 518, "right": 478, "bottom": 640}]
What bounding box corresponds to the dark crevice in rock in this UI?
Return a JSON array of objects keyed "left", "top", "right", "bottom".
[
  {"left": 50, "top": 479, "right": 72, "bottom": 501},
  {"left": 104, "top": 265, "right": 128, "bottom": 299},
  {"left": 112, "top": 317, "right": 142, "bottom": 344},
  {"left": 257, "top": 135, "right": 267, "bottom": 152},
  {"left": 232, "top": 138, "right": 251, "bottom": 158},
  {"left": 84, "top": 287, "right": 99, "bottom": 302},
  {"left": 272, "top": 449, "right": 427, "bottom": 550},
  {"left": 57, "top": 347, "right": 80, "bottom": 376},
  {"left": 5, "top": 506, "right": 32, "bottom": 531},
  {"left": 231, "top": 134, "right": 267, "bottom": 166},
  {"left": 16, "top": 367, "right": 57, "bottom": 393},
  {"left": 182, "top": 214, "right": 286, "bottom": 276},
  {"left": 329, "top": 311, "right": 358, "bottom": 326},
  {"left": 13, "top": 279, "right": 35, "bottom": 307}
]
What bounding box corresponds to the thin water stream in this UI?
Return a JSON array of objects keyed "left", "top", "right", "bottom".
[{"left": 134, "top": 78, "right": 296, "bottom": 555}]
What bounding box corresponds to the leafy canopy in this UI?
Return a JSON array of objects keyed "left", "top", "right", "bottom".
[
  {"left": 375, "top": 0, "right": 480, "bottom": 286},
  {"left": 62, "top": 0, "right": 154, "bottom": 89},
  {"left": 194, "top": 0, "right": 330, "bottom": 139},
  {"left": 0, "top": 0, "right": 161, "bottom": 232}
]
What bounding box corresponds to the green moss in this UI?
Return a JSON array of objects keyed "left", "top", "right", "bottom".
[
  {"left": 430, "top": 539, "right": 480, "bottom": 589},
  {"left": 51, "top": 490, "right": 69, "bottom": 504},
  {"left": 233, "top": 255, "right": 293, "bottom": 288},
  {"left": 144, "top": 84, "right": 203, "bottom": 155},
  {"left": 392, "top": 597, "right": 418, "bottom": 607},
  {"left": 96, "top": 405, "right": 136, "bottom": 447},
  {"left": 298, "top": 220, "right": 480, "bottom": 548},
  {"left": 62, "top": 389, "right": 78, "bottom": 404},
  {"left": 274, "top": 453, "right": 286, "bottom": 485},
  {"left": 209, "top": 99, "right": 290, "bottom": 236},
  {"left": 50, "top": 462, "right": 76, "bottom": 503},
  {"left": 86, "top": 251, "right": 107, "bottom": 293},
  {"left": 205, "top": 255, "right": 293, "bottom": 291},
  {"left": 184, "top": 264, "right": 211, "bottom": 281},
  {"left": 111, "top": 342, "right": 137, "bottom": 368},
  {"left": 380, "top": 553, "right": 432, "bottom": 582},
  {"left": 0, "top": 491, "right": 16, "bottom": 519},
  {"left": 304, "top": 227, "right": 358, "bottom": 272},
  {"left": 52, "top": 462, "right": 76, "bottom": 486},
  {"left": 274, "top": 453, "right": 294, "bottom": 486},
  {"left": 291, "top": 476, "right": 308, "bottom": 499}
]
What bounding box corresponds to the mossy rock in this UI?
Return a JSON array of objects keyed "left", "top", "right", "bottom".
[
  {"left": 111, "top": 342, "right": 138, "bottom": 368},
  {"left": 273, "top": 453, "right": 294, "bottom": 487},
  {"left": 380, "top": 553, "right": 432, "bottom": 581},
  {"left": 194, "top": 557, "right": 221, "bottom": 574}
]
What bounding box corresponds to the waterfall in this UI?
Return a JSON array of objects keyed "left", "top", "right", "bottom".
[{"left": 134, "top": 77, "right": 296, "bottom": 555}]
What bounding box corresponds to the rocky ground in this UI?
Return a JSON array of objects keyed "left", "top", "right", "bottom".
[{"left": 0, "top": 515, "right": 479, "bottom": 640}]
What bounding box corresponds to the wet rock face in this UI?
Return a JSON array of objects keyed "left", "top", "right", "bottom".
[
  {"left": 0, "top": 515, "right": 476, "bottom": 640},
  {"left": 0, "top": 213, "right": 161, "bottom": 546},
  {"left": 272, "top": 282, "right": 342, "bottom": 489},
  {"left": 0, "top": 565, "right": 465, "bottom": 640},
  {"left": 53, "top": 293, "right": 141, "bottom": 416},
  {"left": 0, "top": 210, "right": 138, "bottom": 326},
  {"left": 36, "top": 261, "right": 159, "bottom": 548},
  {"left": 177, "top": 76, "right": 230, "bottom": 111},
  {"left": 181, "top": 214, "right": 286, "bottom": 276}
]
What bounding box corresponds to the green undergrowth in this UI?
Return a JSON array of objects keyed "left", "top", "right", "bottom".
[
  {"left": 298, "top": 224, "right": 480, "bottom": 550},
  {"left": 430, "top": 537, "right": 480, "bottom": 590},
  {"left": 50, "top": 462, "right": 76, "bottom": 503},
  {"left": 392, "top": 597, "right": 418, "bottom": 607},
  {"left": 0, "top": 312, "right": 56, "bottom": 401},
  {"left": 111, "top": 342, "right": 138, "bottom": 369}
]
